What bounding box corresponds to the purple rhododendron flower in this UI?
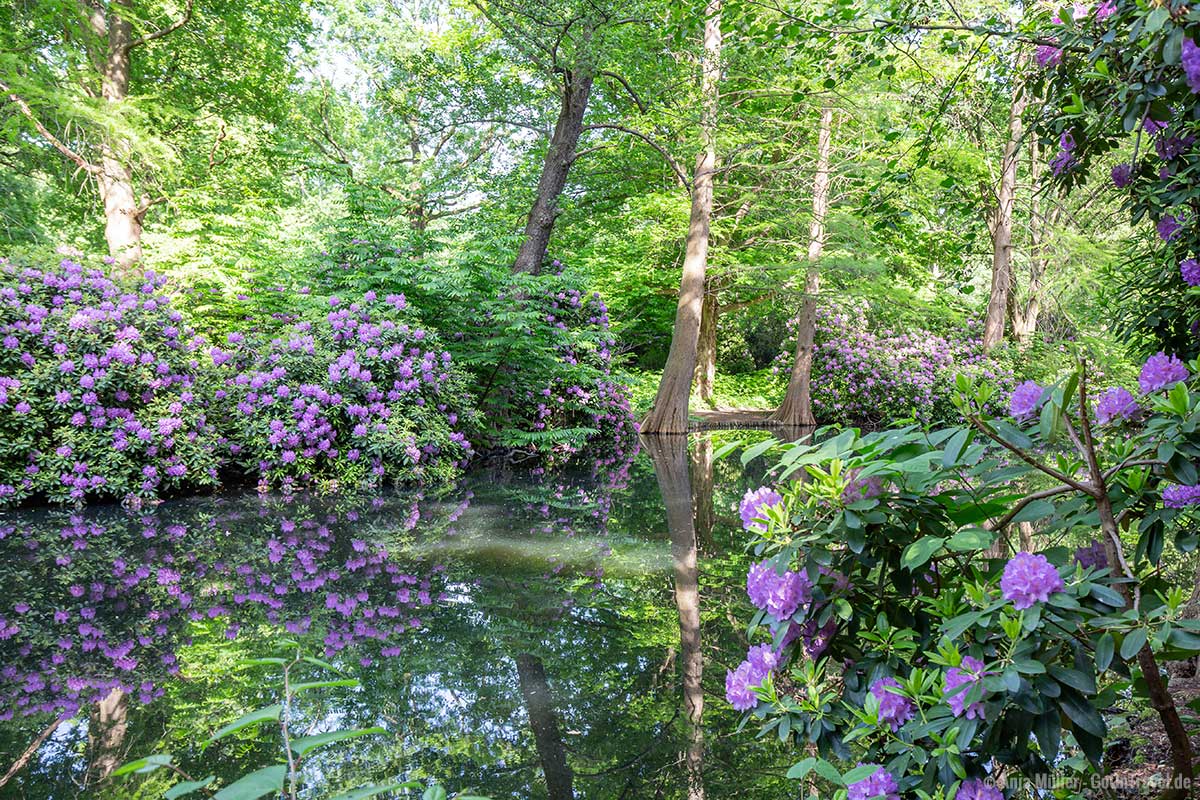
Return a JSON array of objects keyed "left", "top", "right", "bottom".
[
  {"left": 1139, "top": 352, "right": 1189, "bottom": 393},
  {"left": 1001, "top": 552, "right": 1065, "bottom": 610},
  {"left": 739, "top": 486, "right": 783, "bottom": 532},
  {"left": 1035, "top": 44, "right": 1063, "bottom": 68},
  {"left": 842, "top": 469, "right": 883, "bottom": 504},
  {"left": 746, "top": 643, "right": 782, "bottom": 673},
  {"left": 1182, "top": 259, "right": 1200, "bottom": 287},
  {"left": 870, "top": 676, "right": 916, "bottom": 730},
  {"left": 1050, "top": 132, "right": 1076, "bottom": 176},
  {"left": 957, "top": 778, "right": 1004, "bottom": 800},
  {"left": 944, "top": 656, "right": 987, "bottom": 719},
  {"left": 1094, "top": 0, "right": 1116, "bottom": 19},
  {"left": 1095, "top": 386, "right": 1139, "bottom": 425},
  {"left": 724, "top": 659, "right": 767, "bottom": 711},
  {"left": 1184, "top": 38, "right": 1200, "bottom": 93},
  {"left": 1164, "top": 484, "right": 1200, "bottom": 508},
  {"left": 746, "top": 560, "right": 811, "bottom": 621},
  {"left": 1009, "top": 381, "right": 1044, "bottom": 420},
  {"left": 1158, "top": 214, "right": 1184, "bottom": 242},
  {"left": 1144, "top": 116, "right": 1170, "bottom": 135},
  {"left": 848, "top": 767, "right": 900, "bottom": 800},
  {"left": 1075, "top": 540, "right": 1108, "bottom": 570},
  {"left": 1111, "top": 163, "right": 1133, "bottom": 188}
]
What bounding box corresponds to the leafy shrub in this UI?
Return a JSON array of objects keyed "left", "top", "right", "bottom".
[
  {"left": 724, "top": 356, "right": 1200, "bottom": 798},
  {"left": 772, "top": 298, "right": 1015, "bottom": 424},
  {"left": 0, "top": 255, "right": 220, "bottom": 505},
  {"left": 210, "top": 291, "right": 476, "bottom": 489}
]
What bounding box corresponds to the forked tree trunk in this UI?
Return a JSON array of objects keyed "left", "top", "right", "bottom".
[
  {"left": 643, "top": 434, "right": 706, "bottom": 800},
  {"left": 512, "top": 69, "right": 594, "bottom": 274},
  {"left": 693, "top": 289, "right": 718, "bottom": 406},
  {"left": 86, "top": 688, "right": 129, "bottom": 784},
  {"left": 515, "top": 654, "right": 575, "bottom": 800},
  {"left": 983, "top": 73, "right": 1025, "bottom": 350},
  {"left": 772, "top": 103, "right": 833, "bottom": 427},
  {"left": 641, "top": 0, "right": 721, "bottom": 434}
]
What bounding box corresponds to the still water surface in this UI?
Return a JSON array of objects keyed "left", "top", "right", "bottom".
[{"left": 0, "top": 433, "right": 799, "bottom": 799}]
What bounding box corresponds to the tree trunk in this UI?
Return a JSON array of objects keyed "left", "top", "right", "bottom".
[
  {"left": 690, "top": 433, "right": 715, "bottom": 552},
  {"left": 982, "top": 74, "right": 1025, "bottom": 350},
  {"left": 86, "top": 688, "right": 129, "bottom": 785},
  {"left": 643, "top": 434, "right": 706, "bottom": 800},
  {"left": 693, "top": 289, "right": 718, "bottom": 407},
  {"left": 772, "top": 103, "right": 833, "bottom": 427},
  {"left": 98, "top": 1, "right": 143, "bottom": 274},
  {"left": 512, "top": 69, "right": 594, "bottom": 274},
  {"left": 515, "top": 654, "right": 575, "bottom": 800},
  {"left": 1012, "top": 137, "right": 1055, "bottom": 346},
  {"left": 641, "top": 1, "right": 721, "bottom": 435}
]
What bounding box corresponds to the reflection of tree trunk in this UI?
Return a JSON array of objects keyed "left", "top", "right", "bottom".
[
  {"left": 641, "top": 1, "right": 721, "bottom": 435},
  {"left": 693, "top": 289, "right": 718, "bottom": 406},
  {"left": 515, "top": 654, "right": 575, "bottom": 800},
  {"left": 642, "top": 434, "right": 706, "bottom": 800},
  {"left": 689, "top": 434, "right": 715, "bottom": 552},
  {"left": 772, "top": 103, "right": 834, "bottom": 426},
  {"left": 0, "top": 719, "right": 63, "bottom": 790},
  {"left": 86, "top": 688, "right": 128, "bottom": 784}
]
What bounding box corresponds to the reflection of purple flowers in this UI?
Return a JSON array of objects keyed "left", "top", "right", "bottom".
[
  {"left": 1009, "top": 381, "right": 1044, "bottom": 420},
  {"left": 1182, "top": 259, "right": 1200, "bottom": 287},
  {"left": 870, "top": 676, "right": 916, "bottom": 730},
  {"left": 1138, "top": 352, "right": 1189, "bottom": 393},
  {"left": 848, "top": 766, "right": 901, "bottom": 800},
  {"left": 944, "top": 656, "right": 987, "bottom": 719},
  {"left": 739, "top": 486, "right": 783, "bottom": 532},
  {"left": 1095, "top": 386, "right": 1139, "bottom": 425},
  {"left": 1094, "top": 0, "right": 1117, "bottom": 20},
  {"left": 1001, "top": 553, "right": 1065, "bottom": 610},
  {"left": 1164, "top": 484, "right": 1200, "bottom": 508}
]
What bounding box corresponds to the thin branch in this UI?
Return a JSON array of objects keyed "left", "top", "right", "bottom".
[
  {"left": 598, "top": 70, "right": 647, "bottom": 114},
  {"left": 581, "top": 123, "right": 689, "bottom": 189},
  {"left": 125, "top": 0, "right": 195, "bottom": 51},
  {"left": 0, "top": 719, "right": 63, "bottom": 789},
  {"left": 0, "top": 82, "right": 100, "bottom": 174},
  {"left": 966, "top": 413, "right": 1095, "bottom": 495},
  {"left": 988, "top": 484, "right": 1078, "bottom": 531}
]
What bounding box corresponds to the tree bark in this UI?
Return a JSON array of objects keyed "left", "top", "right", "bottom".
[
  {"left": 86, "top": 688, "right": 129, "bottom": 785},
  {"left": 512, "top": 69, "right": 594, "bottom": 274},
  {"left": 97, "top": 1, "right": 144, "bottom": 274},
  {"left": 690, "top": 433, "right": 715, "bottom": 552},
  {"left": 1012, "top": 138, "right": 1056, "bottom": 346},
  {"left": 641, "top": 0, "right": 721, "bottom": 435},
  {"left": 772, "top": 102, "right": 833, "bottom": 427},
  {"left": 515, "top": 653, "right": 575, "bottom": 800},
  {"left": 982, "top": 74, "right": 1025, "bottom": 350},
  {"left": 693, "top": 289, "right": 718, "bottom": 407},
  {"left": 643, "top": 434, "right": 706, "bottom": 800}
]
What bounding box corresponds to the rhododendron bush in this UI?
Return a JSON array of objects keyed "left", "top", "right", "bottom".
[
  {"left": 723, "top": 355, "right": 1200, "bottom": 799},
  {"left": 0, "top": 257, "right": 220, "bottom": 505},
  {"left": 772, "top": 300, "right": 1016, "bottom": 424},
  {"left": 209, "top": 291, "right": 476, "bottom": 489}
]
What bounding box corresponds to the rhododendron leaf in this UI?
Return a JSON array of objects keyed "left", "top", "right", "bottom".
[
  {"left": 165, "top": 777, "right": 216, "bottom": 799},
  {"left": 300, "top": 656, "right": 342, "bottom": 673},
  {"left": 841, "top": 764, "right": 878, "bottom": 784},
  {"left": 941, "top": 427, "right": 971, "bottom": 467},
  {"left": 291, "top": 679, "right": 359, "bottom": 693},
  {"left": 329, "top": 782, "right": 422, "bottom": 800},
  {"left": 900, "top": 536, "right": 943, "bottom": 571},
  {"left": 947, "top": 528, "right": 993, "bottom": 552},
  {"left": 1033, "top": 710, "right": 1061, "bottom": 761},
  {"left": 1049, "top": 666, "right": 1094, "bottom": 694},
  {"left": 1058, "top": 689, "right": 1106, "bottom": 738},
  {"left": 213, "top": 764, "right": 287, "bottom": 800},
  {"left": 422, "top": 785, "right": 447, "bottom": 800},
  {"left": 1095, "top": 633, "right": 1115, "bottom": 672},
  {"left": 289, "top": 726, "right": 386, "bottom": 757},
  {"left": 1120, "top": 628, "right": 1148, "bottom": 660},
  {"left": 205, "top": 704, "right": 282, "bottom": 747},
  {"left": 786, "top": 758, "right": 816, "bottom": 780},
  {"left": 113, "top": 754, "right": 173, "bottom": 776}
]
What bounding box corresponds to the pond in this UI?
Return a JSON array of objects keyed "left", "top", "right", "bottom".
[{"left": 0, "top": 432, "right": 801, "bottom": 799}]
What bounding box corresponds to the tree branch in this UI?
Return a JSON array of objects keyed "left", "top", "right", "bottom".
[
  {"left": 598, "top": 70, "right": 647, "bottom": 114},
  {"left": 0, "top": 82, "right": 100, "bottom": 174},
  {"left": 125, "top": 0, "right": 195, "bottom": 51},
  {"left": 581, "top": 123, "right": 689, "bottom": 190}
]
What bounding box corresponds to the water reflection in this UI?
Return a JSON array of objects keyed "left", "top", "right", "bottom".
[{"left": 0, "top": 437, "right": 796, "bottom": 798}]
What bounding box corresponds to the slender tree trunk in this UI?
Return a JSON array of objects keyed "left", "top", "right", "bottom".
[
  {"left": 98, "top": 2, "right": 143, "bottom": 274},
  {"left": 515, "top": 653, "right": 575, "bottom": 800},
  {"left": 693, "top": 289, "right": 718, "bottom": 406},
  {"left": 1012, "top": 139, "right": 1055, "bottom": 346},
  {"left": 86, "top": 688, "right": 128, "bottom": 784},
  {"left": 983, "top": 75, "right": 1025, "bottom": 350},
  {"left": 772, "top": 103, "right": 833, "bottom": 426},
  {"left": 690, "top": 434, "right": 715, "bottom": 552},
  {"left": 512, "top": 69, "right": 594, "bottom": 274},
  {"left": 641, "top": 1, "right": 721, "bottom": 434},
  {"left": 643, "top": 434, "right": 706, "bottom": 800}
]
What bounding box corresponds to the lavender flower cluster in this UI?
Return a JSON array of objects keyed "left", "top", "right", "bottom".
[{"left": 772, "top": 301, "right": 1016, "bottom": 425}]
